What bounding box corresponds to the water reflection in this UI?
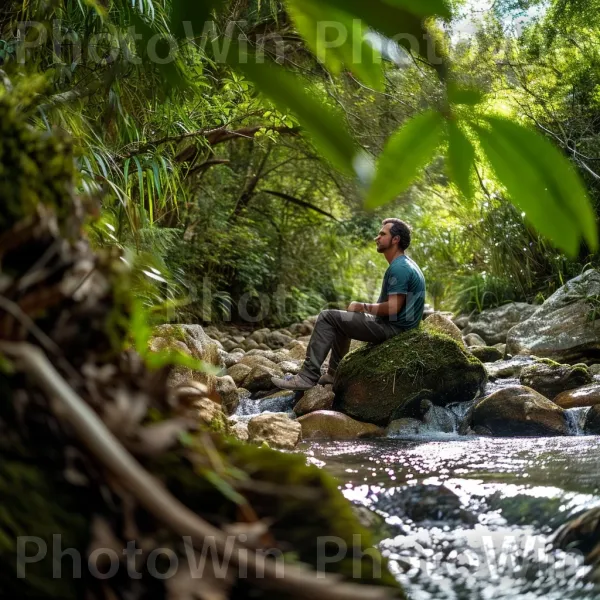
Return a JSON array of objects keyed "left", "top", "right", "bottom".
[{"left": 301, "top": 436, "right": 600, "bottom": 599}]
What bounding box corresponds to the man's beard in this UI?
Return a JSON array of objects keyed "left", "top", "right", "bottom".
[{"left": 376, "top": 243, "right": 389, "bottom": 253}]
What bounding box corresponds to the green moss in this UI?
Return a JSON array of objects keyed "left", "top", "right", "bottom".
[
  {"left": 334, "top": 323, "right": 487, "bottom": 424},
  {"left": 533, "top": 357, "right": 561, "bottom": 367},
  {"left": 151, "top": 434, "right": 404, "bottom": 595}
]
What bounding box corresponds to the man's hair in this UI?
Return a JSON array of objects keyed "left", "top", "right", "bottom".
[{"left": 383, "top": 218, "right": 411, "bottom": 250}]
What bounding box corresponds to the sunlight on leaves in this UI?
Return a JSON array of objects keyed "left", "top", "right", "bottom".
[{"left": 365, "top": 110, "right": 446, "bottom": 209}]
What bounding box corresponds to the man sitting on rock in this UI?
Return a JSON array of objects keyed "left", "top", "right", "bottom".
[{"left": 272, "top": 218, "right": 426, "bottom": 391}]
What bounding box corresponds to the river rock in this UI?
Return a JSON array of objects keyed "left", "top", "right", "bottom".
[
  {"left": 267, "top": 331, "right": 294, "bottom": 348},
  {"left": 239, "top": 354, "right": 282, "bottom": 372},
  {"left": 247, "top": 413, "right": 301, "bottom": 449},
  {"left": 195, "top": 398, "right": 228, "bottom": 434},
  {"left": 464, "top": 333, "right": 487, "bottom": 347},
  {"left": 243, "top": 364, "right": 283, "bottom": 393},
  {"left": 297, "top": 411, "right": 384, "bottom": 440},
  {"left": 333, "top": 323, "right": 487, "bottom": 426},
  {"left": 554, "top": 383, "right": 600, "bottom": 409},
  {"left": 219, "top": 348, "right": 244, "bottom": 369},
  {"left": 485, "top": 355, "right": 537, "bottom": 379},
  {"left": 453, "top": 314, "right": 470, "bottom": 330},
  {"left": 214, "top": 375, "right": 240, "bottom": 415},
  {"left": 150, "top": 324, "right": 223, "bottom": 390},
  {"left": 425, "top": 313, "right": 465, "bottom": 346},
  {"left": 519, "top": 361, "right": 592, "bottom": 399},
  {"left": 386, "top": 418, "right": 423, "bottom": 436},
  {"left": 506, "top": 270, "right": 600, "bottom": 364},
  {"left": 471, "top": 385, "right": 569, "bottom": 436},
  {"left": 279, "top": 360, "right": 301, "bottom": 375},
  {"left": 293, "top": 385, "right": 335, "bottom": 416},
  {"left": 589, "top": 364, "right": 600, "bottom": 376},
  {"left": 227, "top": 363, "right": 252, "bottom": 387},
  {"left": 469, "top": 346, "right": 504, "bottom": 363},
  {"left": 463, "top": 303, "right": 538, "bottom": 345},
  {"left": 229, "top": 419, "right": 249, "bottom": 442},
  {"left": 286, "top": 341, "right": 308, "bottom": 361},
  {"left": 584, "top": 405, "right": 600, "bottom": 434}
]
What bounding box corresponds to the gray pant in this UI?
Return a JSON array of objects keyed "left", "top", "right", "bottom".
[{"left": 300, "top": 309, "right": 399, "bottom": 383}]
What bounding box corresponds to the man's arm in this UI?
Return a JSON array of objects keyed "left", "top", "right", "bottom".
[{"left": 348, "top": 294, "right": 406, "bottom": 317}]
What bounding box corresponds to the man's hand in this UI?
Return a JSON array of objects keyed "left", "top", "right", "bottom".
[{"left": 347, "top": 301, "right": 365, "bottom": 313}]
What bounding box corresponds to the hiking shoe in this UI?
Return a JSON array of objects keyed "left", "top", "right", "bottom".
[
  {"left": 317, "top": 373, "right": 335, "bottom": 386},
  {"left": 271, "top": 373, "right": 315, "bottom": 391}
]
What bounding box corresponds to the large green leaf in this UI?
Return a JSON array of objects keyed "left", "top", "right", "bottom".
[
  {"left": 287, "top": 0, "right": 384, "bottom": 91},
  {"left": 315, "top": 0, "right": 440, "bottom": 60},
  {"left": 365, "top": 110, "right": 445, "bottom": 209},
  {"left": 229, "top": 50, "right": 357, "bottom": 174},
  {"left": 447, "top": 120, "right": 474, "bottom": 201},
  {"left": 474, "top": 116, "right": 598, "bottom": 256}
]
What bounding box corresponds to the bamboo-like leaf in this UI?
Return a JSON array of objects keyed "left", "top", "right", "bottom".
[
  {"left": 447, "top": 120, "right": 474, "bottom": 201},
  {"left": 365, "top": 110, "right": 445, "bottom": 209},
  {"left": 474, "top": 116, "right": 598, "bottom": 256},
  {"left": 230, "top": 49, "right": 358, "bottom": 174},
  {"left": 287, "top": 0, "right": 384, "bottom": 91}
]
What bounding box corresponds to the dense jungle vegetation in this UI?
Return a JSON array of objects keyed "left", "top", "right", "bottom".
[{"left": 2, "top": 0, "right": 599, "bottom": 324}]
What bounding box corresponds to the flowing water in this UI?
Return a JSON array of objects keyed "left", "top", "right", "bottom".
[
  {"left": 235, "top": 361, "right": 600, "bottom": 598},
  {"left": 301, "top": 436, "right": 600, "bottom": 600}
]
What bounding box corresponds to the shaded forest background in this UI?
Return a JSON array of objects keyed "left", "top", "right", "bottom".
[{"left": 2, "top": 0, "right": 599, "bottom": 325}]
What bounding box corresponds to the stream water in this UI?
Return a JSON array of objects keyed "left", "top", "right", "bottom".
[
  {"left": 234, "top": 363, "right": 600, "bottom": 598},
  {"left": 302, "top": 436, "right": 600, "bottom": 599}
]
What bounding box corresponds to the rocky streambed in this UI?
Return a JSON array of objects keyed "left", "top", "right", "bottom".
[{"left": 148, "top": 269, "right": 600, "bottom": 597}]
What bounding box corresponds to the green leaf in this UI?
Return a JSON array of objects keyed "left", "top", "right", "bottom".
[
  {"left": 201, "top": 469, "right": 247, "bottom": 506},
  {"left": 447, "top": 83, "right": 484, "bottom": 106},
  {"left": 315, "top": 0, "right": 451, "bottom": 62},
  {"left": 447, "top": 120, "right": 474, "bottom": 201},
  {"left": 474, "top": 116, "right": 598, "bottom": 256},
  {"left": 287, "top": 0, "right": 384, "bottom": 91},
  {"left": 365, "top": 110, "right": 445, "bottom": 209},
  {"left": 229, "top": 49, "right": 358, "bottom": 174}
]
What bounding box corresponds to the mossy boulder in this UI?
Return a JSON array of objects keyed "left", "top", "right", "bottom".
[
  {"left": 519, "top": 362, "right": 592, "bottom": 400},
  {"left": 332, "top": 323, "right": 487, "bottom": 426},
  {"left": 471, "top": 385, "right": 569, "bottom": 436}
]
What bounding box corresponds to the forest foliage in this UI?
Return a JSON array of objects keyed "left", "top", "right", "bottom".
[{"left": 1, "top": 0, "right": 599, "bottom": 322}]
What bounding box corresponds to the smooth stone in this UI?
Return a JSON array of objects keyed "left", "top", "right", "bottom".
[
  {"left": 469, "top": 346, "right": 504, "bottom": 363},
  {"left": 293, "top": 385, "right": 335, "bottom": 417},
  {"left": 463, "top": 303, "right": 538, "bottom": 345},
  {"left": 297, "top": 411, "right": 384, "bottom": 440},
  {"left": 464, "top": 333, "right": 487, "bottom": 347},
  {"left": 471, "top": 385, "right": 569, "bottom": 436},
  {"left": 554, "top": 383, "right": 600, "bottom": 409}
]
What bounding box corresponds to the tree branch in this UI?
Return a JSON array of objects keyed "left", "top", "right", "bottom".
[{"left": 262, "top": 190, "right": 341, "bottom": 222}]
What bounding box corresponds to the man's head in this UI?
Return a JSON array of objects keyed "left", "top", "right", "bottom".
[{"left": 375, "top": 218, "right": 411, "bottom": 253}]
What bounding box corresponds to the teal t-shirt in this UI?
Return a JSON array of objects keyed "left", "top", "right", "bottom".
[{"left": 377, "top": 255, "right": 426, "bottom": 330}]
